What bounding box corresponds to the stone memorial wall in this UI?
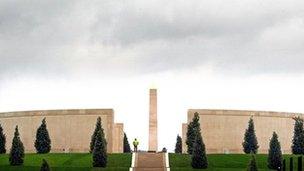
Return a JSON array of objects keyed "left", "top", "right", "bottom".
[
  {"left": 0, "top": 109, "right": 124, "bottom": 153},
  {"left": 182, "top": 109, "right": 301, "bottom": 154}
]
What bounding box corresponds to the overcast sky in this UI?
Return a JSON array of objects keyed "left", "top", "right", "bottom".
[{"left": 1, "top": 0, "right": 304, "bottom": 151}]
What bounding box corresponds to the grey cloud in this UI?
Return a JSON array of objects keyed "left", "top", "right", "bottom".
[
  {"left": 0, "top": 0, "right": 304, "bottom": 80},
  {"left": 92, "top": 0, "right": 303, "bottom": 44}
]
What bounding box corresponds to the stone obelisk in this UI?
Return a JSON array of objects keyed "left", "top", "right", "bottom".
[{"left": 148, "top": 89, "right": 158, "bottom": 152}]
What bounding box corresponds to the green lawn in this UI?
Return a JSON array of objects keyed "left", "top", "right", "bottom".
[
  {"left": 0, "top": 153, "right": 131, "bottom": 171},
  {"left": 169, "top": 153, "right": 302, "bottom": 171}
]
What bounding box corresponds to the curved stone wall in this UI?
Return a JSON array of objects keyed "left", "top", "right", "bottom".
[
  {"left": 0, "top": 109, "right": 124, "bottom": 153},
  {"left": 182, "top": 109, "right": 302, "bottom": 154}
]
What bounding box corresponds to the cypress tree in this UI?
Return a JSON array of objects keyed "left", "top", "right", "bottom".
[
  {"left": 9, "top": 126, "right": 24, "bottom": 166},
  {"left": 90, "top": 117, "right": 102, "bottom": 153},
  {"left": 291, "top": 117, "right": 304, "bottom": 154},
  {"left": 242, "top": 117, "right": 259, "bottom": 154},
  {"left": 0, "top": 123, "right": 6, "bottom": 154},
  {"left": 92, "top": 123, "right": 107, "bottom": 167},
  {"left": 268, "top": 132, "right": 282, "bottom": 170},
  {"left": 175, "top": 134, "right": 182, "bottom": 153},
  {"left": 35, "top": 118, "right": 51, "bottom": 153},
  {"left": 40, "top": 159, "right": 51, "bottom": 171},
  {"left": 247, "top": 153, "right": 258, "bottom": 171},
  {"left": 186, "top": 112, "right": 200, "bottom": 154},
  {"left": 123, "top": 132, "right": 131, "bottom": 153},
  {"left": 191, "top": 130, "right": 208, "bottom": 169}
]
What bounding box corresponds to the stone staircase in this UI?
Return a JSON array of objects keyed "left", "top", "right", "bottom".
[{"left": 133, "top": 153, "right": 167, "bottom": 171}]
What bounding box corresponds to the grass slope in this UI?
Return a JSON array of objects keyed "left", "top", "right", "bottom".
[
  {"left": 170, "top": 153, "right": 302, "bottom": 171},
  {"left": 0, "top": 153, "right": 131, "bottom": 171}
]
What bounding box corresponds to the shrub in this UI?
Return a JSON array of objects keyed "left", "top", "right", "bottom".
[
  {"left": 0, "top": 123, "right": 6, "bottom": 154},
  {"left": 267, "top": 132, "right": 282, "bottom": 170},
  {"left": 123, "top": 133, "right": 131, "bottom": 153},
  {"left": 186, "top": 112, "right": 200, "bottom": 154},
  {"left": 9, "top": 126, "right": 24, "bottom": 166},
  {"left": 175, "top": 134, "right": 182, "bottom": 153},
  {"left": 35, "top": 118, "right": 51, "bottom": 153},
  {"left": 291, "top": 117, "right": 304, "bottom": 154},
  {"left": 90, "top": 117, "right": 102, "bottom": 153},
  {"left": 92, "top": 118, "right": 107, "bottom": 167},
  {"left": 191, "top": 130, "right": 208, "bottom": 169},
  {"left": 242, "top": 117, "right": 259, "bottom": 154}
]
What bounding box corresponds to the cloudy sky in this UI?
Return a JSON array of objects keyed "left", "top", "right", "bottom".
[{"left": 1, "top": 0, "right": 304, "bottom": 151}]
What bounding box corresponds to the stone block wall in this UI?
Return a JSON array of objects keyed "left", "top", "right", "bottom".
[
  {"left": 0, "top": 109, "right": 124, "bottom": 153},
  {"left": 182, "top": 109, "right": 301, "bottom": 154}
]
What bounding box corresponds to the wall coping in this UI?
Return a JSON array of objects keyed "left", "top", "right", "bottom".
[
  {"left": 188, "top": 109, "right": 303, "bottom": 119},
  {"left": 0, "top": 109, "right": 114, "bottom": 118}
]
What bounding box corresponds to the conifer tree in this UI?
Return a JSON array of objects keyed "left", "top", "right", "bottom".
[
  {"left": 291, "top": 117, "right": 304, "bottom": 154},
  {"left": 0, "top": 123, "right": 6, "bottom": 154},
  {"left": 35, "top": 118, "right": 51, "bottom": 153},
  {"left": 123, "top": 132, "right": 131, "bottom": 153},
  {"left": 243, "top": 117, "right": 259, "bottom": 154},
  {"left": 92, "top": 123, "right": 107, "bottom": 167},
  {"left": 186, "top": 112, "right": 200, "bottom": 154},
  {"left": 191, "top": 131, "right": 208, "bottom": 169},
  {"left": 90, "top": 117, "right": 102, "bottom": 153},
  {"left": 40, "top": 159, "right": 51, "bottom": 171},
  {"left": 268, "top": 132, "right": 282, "bottom": 170},
  {"left": 247, "top": 153, "right": 258, "bottom": 171},
  {"left": 175, "top": 134, "right": 182, "bottom": 153},
  {"left": 9, "top": 126, "right": 24, "bottom": 166}
]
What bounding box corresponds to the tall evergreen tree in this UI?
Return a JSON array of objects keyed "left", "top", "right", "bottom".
[
  {"left": 175, "top": 134, "right": 182, "bottom": 153},
  {"left": 92, "top": 122, "right": 107, "bottom": 167},
  {"left": 40, "top": 159, "right": 51, "bottom": 171},
  {"left": 247, "top": 153, "right": 258, "bottom": 171},
  {"left": 186, "top": 112, "right": 200, "bottom": 154},
  {"left": 35, "top": 118, "right": 51, "bottom": 153},
  {"left": 123, "top": 132, "right": 131, "bottom": 153},
  {"left": 9, "top": 126, "right": 24, "bottom": 166},
  {"left": 243, "top": 117, "right": 259, "bottom": 154},
  {"left": 191, "top": 130, "right": 208, "bottom": 169},
  {"left": 0, "top": 123, "right": 6, "bottom": 154},
  {"left": 268, "top": 132, "right": 282, "bottom": 170},
  {"left": 291, "top": 117, "right": 304, "bottom": 154},
  {"left": 90, "top": 117, "right": 102, "bottom": 153}
]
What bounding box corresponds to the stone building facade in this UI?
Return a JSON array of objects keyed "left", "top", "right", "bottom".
[
  {"left": 0, "top": 109, "right": 123, "bottom": 153},
  {"left": 182, "top": 109, "right": 302, "bottom": 154}
]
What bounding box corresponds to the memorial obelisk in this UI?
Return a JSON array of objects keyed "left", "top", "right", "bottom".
[{"left": 148, "top": 89, "right": 158, "bottom": 152}]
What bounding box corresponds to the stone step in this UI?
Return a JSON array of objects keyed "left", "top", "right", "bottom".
[{"left": 134, "top": 153, "right": 166, "bottom": 171}]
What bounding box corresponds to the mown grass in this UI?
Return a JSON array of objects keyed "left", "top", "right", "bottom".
[
  {"left": 0, "top": 153, "right": 131, "bottom": 171},
  {"left": 169, "top": 153, "right": 303, "bottom": 171}
]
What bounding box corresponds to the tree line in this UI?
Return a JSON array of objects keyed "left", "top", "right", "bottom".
[{"left": 174, "top": 112, "right": 304, "bottom": 170}]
